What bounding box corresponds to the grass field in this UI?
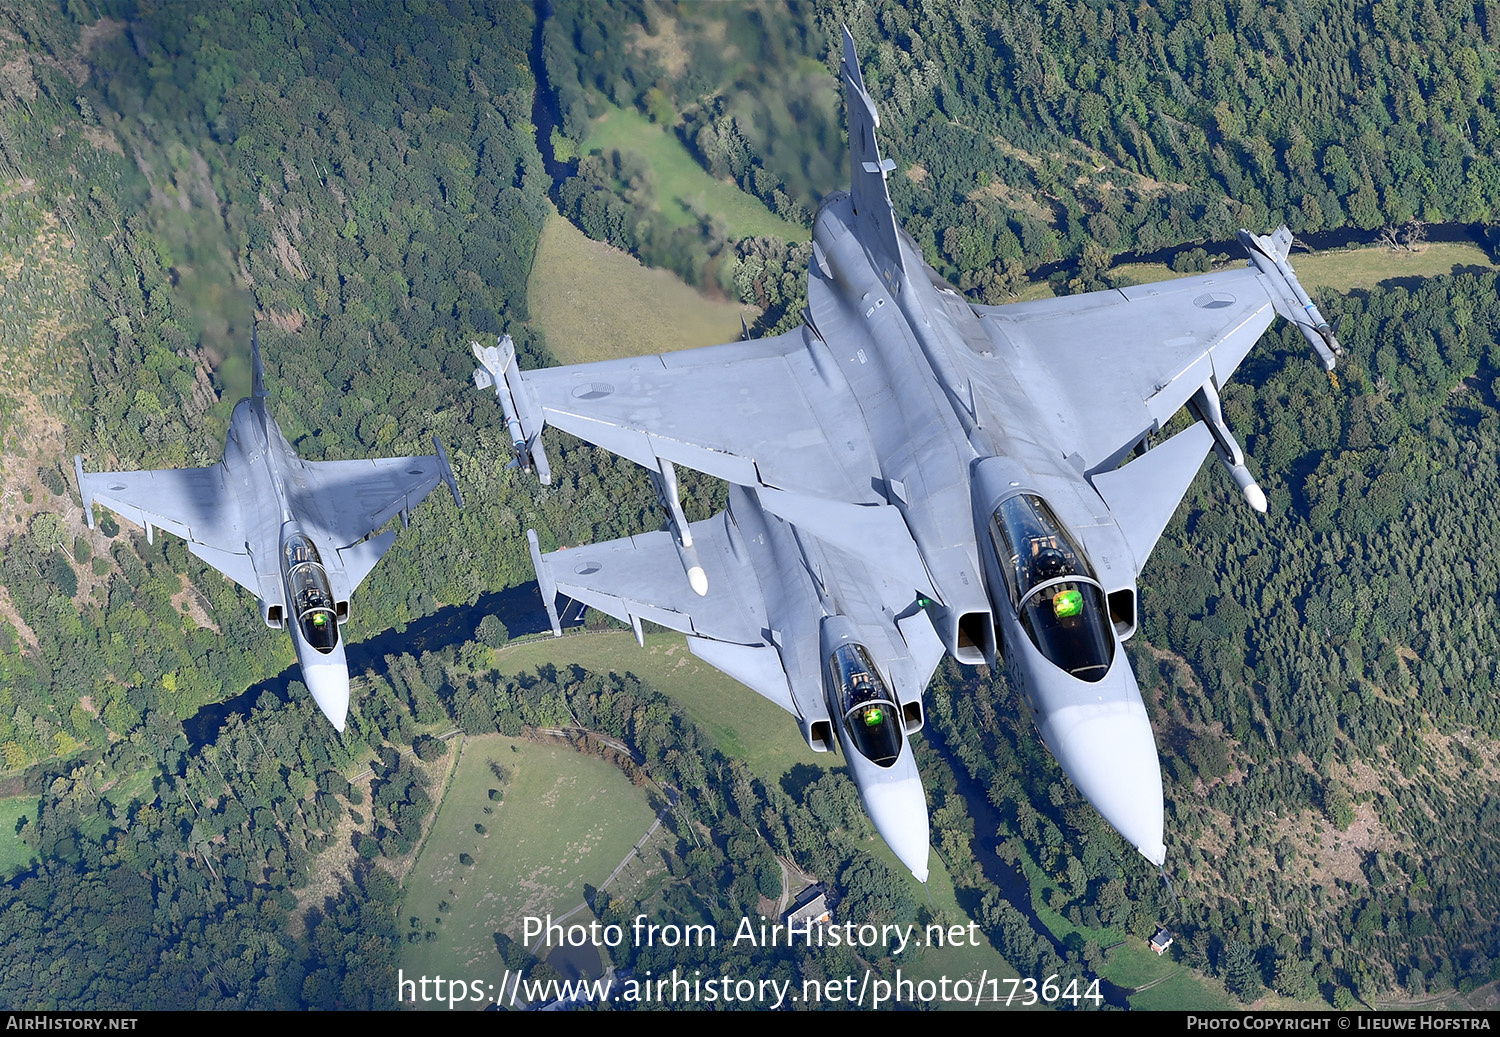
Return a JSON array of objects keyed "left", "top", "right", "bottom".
[
  {"left": 1280, "top": 240, "right": 1496, "bottom": 292},
  {"left": 1129, "top": 968, "right": 1235, "bottom": 1011},
  {"left": 581, "top": 106, "right": 808, "bottom": 242},
  {"left": 1014, "top": 240, "right": 1496, "bottom": 303},
  {"left": 528, "top": 209, "right": 763, "bottom": 365},
  {"left": 1103, "top": 940, "right": 1183, "bottom": 990},
  {"left": 1108, "top": 241, "right": 1495, "bottom": 294},
  {"left": 0, "top": 796, "right": 37, "bottom": 878},
  {"left": 400, "top": 732, "right": 658, "bottom": 1009}
]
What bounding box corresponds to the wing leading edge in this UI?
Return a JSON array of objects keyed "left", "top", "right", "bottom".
[
  {"left": 75, "top": 456, "right": 262, "bottom": 595},
  {"left": 475, "top": 329, "right": 884, "bottom": 505},
  {"left": 527, "top": 506, "right": 802, "bottom": 717},
  {"left": 971, "top": 227, "right": 1339, "bottom": 478}
]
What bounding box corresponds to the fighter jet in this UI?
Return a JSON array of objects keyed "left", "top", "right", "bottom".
[
  {"left": 76, "top": 327, "right": 462, "bottom": 732},
  {"left": 474, "top": 28, "right": 1341, "bottom": 871},
  {"left": 517, "top": 473, "right": 943, "bottom": 881}
]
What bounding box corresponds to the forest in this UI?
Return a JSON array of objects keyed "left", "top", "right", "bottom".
[{"left": 0, "top": 0, "right": 1498, "bottom": 1011}]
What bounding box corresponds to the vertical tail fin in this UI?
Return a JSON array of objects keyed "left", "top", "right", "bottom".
[
  {"left": 840, "top": 25, "right": 905, "bottom": 288},
  {"left": 252, "top": 322, "right": 267, "bottom": 398}
]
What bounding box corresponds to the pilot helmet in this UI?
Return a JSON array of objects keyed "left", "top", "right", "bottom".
[{"left": 1035, "top": 546, "right": 1069, "bottom": 579}]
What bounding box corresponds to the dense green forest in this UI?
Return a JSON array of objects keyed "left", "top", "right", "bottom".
[
  {"left": 1, "top": 0, "right": 1499, "bottom": 1011},
  {"left": 546, "top": 0, "right": 1500, "bottom": 294},
  {"left": 0, "top": 0, "right": 694, "bottom": 1008},
  {"left": 0, "top": 0, "right": 692, "bottom": 774}
]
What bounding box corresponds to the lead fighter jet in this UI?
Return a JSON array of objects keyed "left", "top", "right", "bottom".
[
  {"left": 76, "top": 328, "right": 462, "bottom": 732},
  {"left": 475, "top": 28, "right": 1341, "bottom": 878}
]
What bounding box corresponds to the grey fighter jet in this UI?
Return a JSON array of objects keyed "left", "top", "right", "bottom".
[
  {"left": 475, "top": 28, "right": 1341, "bottom": 871},
  {"left": 520, "top": 477, "right": 944, "bottom": 881},
  {"left": 76, "top": 328, "right": 462, "bottom": 732}
]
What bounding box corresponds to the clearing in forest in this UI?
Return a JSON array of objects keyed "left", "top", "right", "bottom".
[
  {"left": 580, "top": 105, "right": 808, "bottom": 241},
  {"left": 528, "top": 207, "right": 761, "bottom": 364},
  {"left": 400, "top": 733, "right": 656, "bottom": 1008}
]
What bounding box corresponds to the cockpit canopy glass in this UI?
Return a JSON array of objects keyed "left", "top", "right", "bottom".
[
  {"left": 989, "top": 494, "right": 1114, "bottom": 682},
  {"left": 283, "top": 534, "right": 339, "bottom": 654},
  {"left": 826, "top": 643, "right": 902, "bottom": 767}
]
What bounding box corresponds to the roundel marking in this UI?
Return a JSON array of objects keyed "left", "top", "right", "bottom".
[{"left": 573, "top": 383, "right": 615, "bottom": 400}]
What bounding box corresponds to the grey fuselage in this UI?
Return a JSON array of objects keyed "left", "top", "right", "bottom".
[
  {"left": 716, "top": 484, "right": 933, "bottom": 882},
  {"left": 804, "top": 192, "right": 1165, "bottom": 863},
  {"left": 218, "top": 396, "right": 352, "bottom": 730}
]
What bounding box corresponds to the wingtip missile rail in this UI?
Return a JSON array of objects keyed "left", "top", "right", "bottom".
[
  {"left": 1237, "top": 227, "right": 1343, "bottom": 371},
  {"left": 527, "top": 528, "right": 563, "bottom": 637},
  {"left": 473, "top": 335, "right": 552, "bottom": 485}
]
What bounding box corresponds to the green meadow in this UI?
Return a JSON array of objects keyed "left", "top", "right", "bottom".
[
  {"left": 400, "top": 732, "right": 658, "bottom": 1009},
  {"left": 0, "top": 796, "right": 38, "bottom": 878},
  {"left": 1128, "top": 967, "right": 1236, "bottom": 1011},
  {"left": 527, "top": 208, "right": 761, "bottom": 365},
  {"left": 581, "top": 106, "right": 808, "bottom": 242},
  {"left": 1008, "top": 240, "right": 1496, "bottom": 303},
  {"left": 494, "top": 631, "right": 807, "bottom": 781},
  {"left": 1280, "top": 240, "right": 1496, "bottom": 293},
  {"left": 1109, "top": 240, "right": 1495, "bottom": 294}
]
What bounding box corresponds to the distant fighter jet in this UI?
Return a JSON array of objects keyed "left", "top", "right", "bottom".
[
  {"left": 76, "top": 327, "right": 462, "bottom": 731},
  {"left": 474, "top": 28, "right": 1341, "bottom": 877}
]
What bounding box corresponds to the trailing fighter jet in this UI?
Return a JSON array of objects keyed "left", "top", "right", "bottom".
[
  {"left": 474, "top": 28, "right": 1341, "bottom": 874},
  {"left": 76, "top": 327, "right": 462, "bottom": 732},
  {"left": 519, "top": 478, "right": 943, "bottom": 881}
]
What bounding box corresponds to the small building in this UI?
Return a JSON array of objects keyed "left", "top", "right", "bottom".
[
  {"left": 1150, "top": 928, "right": 1174, "bottom": 955},
  {"left": 784, "top": 884, "right": 831, "bottom": 928}
]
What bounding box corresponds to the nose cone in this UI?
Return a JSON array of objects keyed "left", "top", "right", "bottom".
[
  {"left": 850, "top": 745, "right": 931, "bottom": 883},
  {"left": 291, "top": 617, "right": 350, "bottom": 731},
  {"left": 1041, "top": 700, "right": 1165, "bottom": 865},
  {"left": 299, "top": 651, "right": 350, "bottom": 733}
]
